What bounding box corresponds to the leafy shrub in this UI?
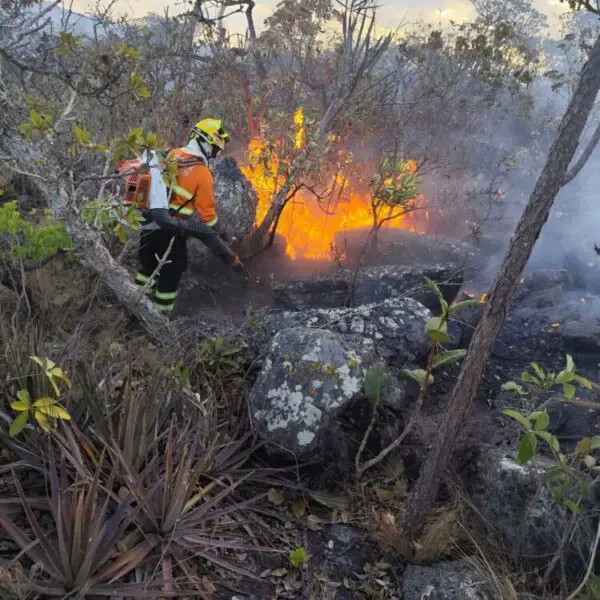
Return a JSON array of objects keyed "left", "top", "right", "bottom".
[{"left": 0, "top": 200, "right": 72, "bottom": 261}]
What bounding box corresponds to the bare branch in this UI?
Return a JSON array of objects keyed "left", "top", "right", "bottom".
[{"left": 563, "top": 118, "right": 600, "bottom": 185}]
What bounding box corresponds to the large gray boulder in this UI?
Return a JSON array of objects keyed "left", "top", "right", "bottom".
[
  {"left": 402, "top": 561, "right": 490, "bottom": 600},
  {"left": 468, "top": 450, "right": 594, "bottom": 577},
  {"left": 260, "top": 297, "right": 431, "bottom": 364},
  {"left": 187, "top": 157, "right": 257, "bottom": 264},
  {"left": 250, "top": 327, "right": 378, "bottom": 458},
  {"left": 274, "top": 264, "right": 464, "bottom": 312},
  {"left": 338, "top": 229, "right": 478, "bottom": 270}
]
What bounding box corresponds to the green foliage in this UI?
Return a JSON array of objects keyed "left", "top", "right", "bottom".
[
  {"left": 371, "top": 158, "right": 420, "bottom": 208},
  {"left": 129, "top": 71, "right": 151, "bottom": 100},
  {"left": 364, "top": 363, "right": 389, "bottom": 406},
  {"left": 400, "top": 279, "right": 477, "bottom": 387},
  {"left": 0, "top": 200, "right": 72, "bottom": 261},
  {"left": 368, "top": 158, "right": 421, "bottom": 230},
  {"left": 111, "top": 128, "right": 162, "bottom": 162},
  {"left": 54, "top": 30, "right": 83, "bottom": 58},
  {"left": 69, "top": 124, "right": 107, "bottom": 155},
  {"left": 18, "top": 108, "right": 54, "bottom": 139},
  {"left": 289, "top": 546, "right": 307, "bottom": 568},
  {"left": 503, "top": 355, "right": 599, "bottom": 513},
  {"left": 197, "top": 336, "right": 242, "bottom": 377},
  {"left": 9, "top": 356, "right": 72, "bottom": 437},
  {"left": 502, "top": 354, "right": 592, "bottom": 400}
]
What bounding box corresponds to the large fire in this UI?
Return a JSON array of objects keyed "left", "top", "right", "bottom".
[{"left": 241, "top": 110, "right": 427, "bottom": 261}]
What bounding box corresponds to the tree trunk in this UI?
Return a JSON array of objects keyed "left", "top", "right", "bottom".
[{"left": 402, "top": 33, "right": 600, "bottom": 539}]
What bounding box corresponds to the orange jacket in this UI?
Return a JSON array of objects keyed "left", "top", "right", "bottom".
[{"left": 167, "top": 148, "right": 218, "bottom": 227}]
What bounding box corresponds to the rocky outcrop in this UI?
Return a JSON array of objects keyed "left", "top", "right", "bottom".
[
  {"left": 249, "top": 327, "right": 378, "bottom": 458},
  {"left": 339, "top": 230, "right": 478, "bottom": 271},
  {"left": 468, "top": 450, "right": 594, "bottom": 577},
  {"left": 402, "top": 561, "right": 490, "bottom": 600},
  {"left": 274, "top": 264, "right": 464, "bottom": 312},
  {"left": 187, "top": 157, "right": 257, "bottom": 264},
  {"left": 258, "top": 297, "right": 431, "bottom": 365}
]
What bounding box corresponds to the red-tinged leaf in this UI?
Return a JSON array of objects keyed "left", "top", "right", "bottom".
[
  {"left": 12, "top": 475, "right": 63, "bottom": 579},
  {"left": 94, "top": 540, "right": 157, "bottom": 584},
  {"left": 48, "top": 452, "right": 74, "bottom": 586},
  {"left": 195, "top": 549, "right": 262, "bottom": 581},
  {"left": 0, "top": 512, "right": 49, "bottom": 571}
]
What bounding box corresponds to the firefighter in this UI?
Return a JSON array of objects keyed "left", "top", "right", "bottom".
[{"left": 134, "top": 118, "right": 245, "bottom": 314}]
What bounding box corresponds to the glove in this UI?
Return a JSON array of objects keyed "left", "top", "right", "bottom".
[
  {"left": 212, "top": 222, "right": 230, "bottom": 243},
  {"left": 231, "top": 255, "right": 246, "bottom": 273}
]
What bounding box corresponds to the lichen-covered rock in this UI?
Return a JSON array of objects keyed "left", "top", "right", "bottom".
[
  {"left": 250, "top": 327, "right": 378, "bottom": 457},
  {"left": 402, "top": 561, "right": 490, "bottom": 600},
  {"left": 468, "top": 450, "right": 594, "bottom": 578},
  {"left": 261, "top": 297, "right": 431, "bottom": 364},
  {"left": 187, "top": 157, "right": 257, "bottom": 264},
  {"left": 274, "top": 264, "right": 463, "bottom": 312}
]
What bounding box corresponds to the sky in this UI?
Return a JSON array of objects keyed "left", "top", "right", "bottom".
[{"left": 67, "top": 0, "right": 571, "bottom": 35}]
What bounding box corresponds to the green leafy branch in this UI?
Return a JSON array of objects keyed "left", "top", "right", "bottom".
[{"left": 503, "top": 355, "right": 598, "bottom": 514}]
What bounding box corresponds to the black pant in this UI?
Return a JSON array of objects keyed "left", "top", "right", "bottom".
[{"left": 135, "top": 229, "right": 187, "bottom": 312}]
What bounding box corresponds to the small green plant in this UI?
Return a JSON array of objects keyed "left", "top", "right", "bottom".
[
  {"left": 364, "top": 362, "right": 389, "bottom": 407},
  {"left": 289, "top": 547, "right": 307, "bottom": 568},
  {"left": 502, "top": 354, "right": 592, "bottom": 401},
  {"left": 356, "top": 279, "right": 481, "bottom": 477},
  {"left": 18, "top": 108, "right": 54, "bottom": 139},
  {"left": 503, "top": 355, "right": 598, "bottom": 514},
  {"left": 197, "top": 336, "right": 242, "bottom": 377},
  {"left": 0, "top": 201, "right": 72, "bottom": 261},
  {"left": 9, "top": 356, "right": 72, "bottom": 436},
  {"left": 402, "top": 277, "right": 481, "bottom": 386}
]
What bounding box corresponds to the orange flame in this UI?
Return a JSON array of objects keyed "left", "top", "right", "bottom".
[{"left": 241, "top": 137, "right": 424, "bottom": 261}]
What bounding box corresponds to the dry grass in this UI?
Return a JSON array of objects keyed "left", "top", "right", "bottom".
[{"left": 374, "top": 499, "right": 466, "bottom": 564}]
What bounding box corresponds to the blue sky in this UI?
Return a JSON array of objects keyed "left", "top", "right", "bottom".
[{"left": 69, "top": 0, "right": 569, "bottom": 33}]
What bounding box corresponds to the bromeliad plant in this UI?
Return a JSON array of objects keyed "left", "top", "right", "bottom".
[
  {"left": 0, "top": 450, "right": 169, "bottom": 598},
  {"left": 114, "top": 418, "right": 269, "bottom": 595},
  {"left": 355, "top": 278, "right": 483, "bottom": 477}
]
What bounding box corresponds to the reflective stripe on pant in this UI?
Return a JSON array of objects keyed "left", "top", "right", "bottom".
[
  {"left": 134, "top": 272, "right": 154, "bottom": 290},
  {"left": 137, "top": 230, "right": 188, "bottom": 314},
  {"left": 153, "top": 290, "right": 177, "bottom": 312}
]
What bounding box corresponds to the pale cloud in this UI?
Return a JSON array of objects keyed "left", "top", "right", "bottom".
[{"left": 68, "top": 0, "right": 570, "bottom": 34}]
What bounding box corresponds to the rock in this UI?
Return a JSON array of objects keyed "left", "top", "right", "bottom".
[
  {"left": 339, "top": 230, "right": 478, "bottom": 272},
  {"left": 274, "top": 264, "right": 464, "bottom": 312},
  {"left": 468, "top": 449, "right": 594, "bottom": 576},
  {"left": 187, "top": 157, "right": 257, "bottom": 264},
  {"left": 548, "top": 399, "right": 594, "bottom": 441},
  {"left": 521, "top": 268, "right": 572, "bottom": 292},
  {"left": 307, "top": 524, "right": 378, "bottom": 579},
  {"left": 402, "top": 561, "right": 490, "bottom": 600},
  {"left": 260, "top": 297, "right": 431, "bottom": 365},
  {"left": 562, "top": 316, "right": 600, "bottom": 354},
  {"left": 249, "top": 327, "right": 378, "bottom": 458}
]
